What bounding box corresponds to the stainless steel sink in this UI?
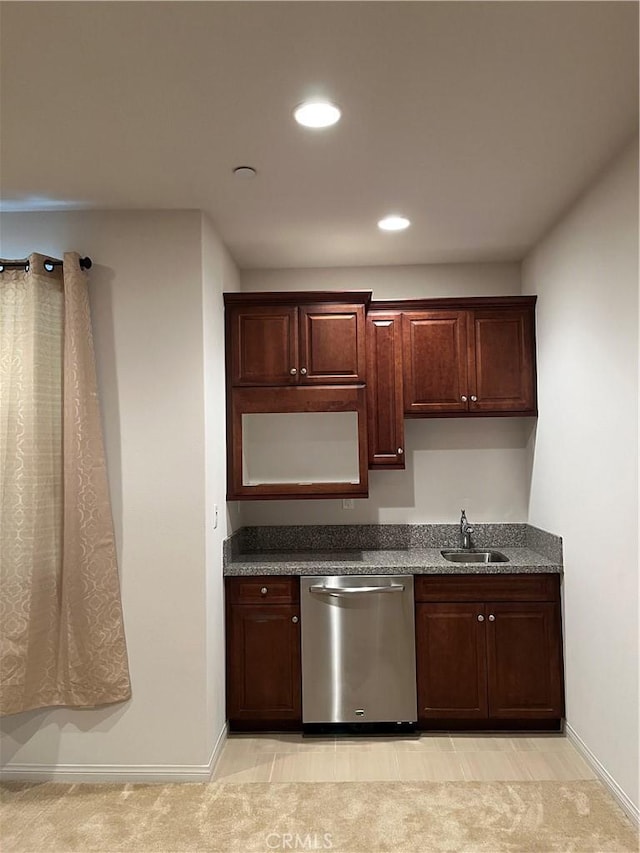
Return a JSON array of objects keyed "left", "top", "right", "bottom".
[{"left": 440, "top": 550, "right": 509, "bottom": 563}]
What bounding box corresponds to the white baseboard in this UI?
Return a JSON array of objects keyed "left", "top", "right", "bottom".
[
  {"left": 208, "top": 720, "right": 228, "bottom": 779},
  {"left": 0, "top": 722, "right": 228, "bottom": 784},
  {"left": 565, "top": 721, "right": 639, "bottom": 828}
]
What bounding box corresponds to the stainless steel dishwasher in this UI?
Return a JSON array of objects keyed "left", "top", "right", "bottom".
[{"left": 300, "top": 575, "right": 417, "bottom": 733}]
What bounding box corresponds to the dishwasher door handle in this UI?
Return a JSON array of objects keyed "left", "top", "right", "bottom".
[{"left": 308, "top": 584, "right": 405, "bottom": 595}]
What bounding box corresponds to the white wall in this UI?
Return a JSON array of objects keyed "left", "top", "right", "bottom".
[
  {"left": 239, "top": 261, "right": 534, "bottom": 526},
  {"left": 0, "top": 210, "right": 230, "bottom": 779},
  {"left": 240, "top": 418, "right": 534, "bottom": 525},
  {"left": 201, "top": 213, "right": 240, "bottom": 754},
  {"left": 241, "top": 261, "right": 520, "bottom": 300},
  {"left": 522, "top": 138, "right": 639, "bottom": 812}
]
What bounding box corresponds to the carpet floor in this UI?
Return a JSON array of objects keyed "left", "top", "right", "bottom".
[{"left": 1, "top": 779, "right": 638, "bottom": 853}]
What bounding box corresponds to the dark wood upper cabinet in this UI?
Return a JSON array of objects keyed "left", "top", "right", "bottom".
[
  {"left": 470, "top": 308, "right": 536, "bottom": 413},
  {"left": 225, "top": 292, "right": 370, "bottom": 387},
  {"left": 229, "top": 305, "right": 298, "bottom": 386},
  {"left": 223, "top": 293, "right": 537, "bottom": 500},
  {"left": 402, "top": 311, "right": 469, "bottom": 415},
  {"left": 299, "top": 304, "right": 366, "bottom": 384},
  {"left": 387, "top": 296, "right": 537, "bottom": 417},
  {"left": 223, "top": 293, "right": 371, "bottom": 501},
  {"left": 366, "top": 312, "right": 405, "bottom": 468}
]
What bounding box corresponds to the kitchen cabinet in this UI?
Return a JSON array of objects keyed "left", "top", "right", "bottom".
[
  {"left": 415, "top": 574, "right": 563, "bottom": 727},
  {"left": 399, "top": 297, "right": 537, "bottom": 416},
  {"left": 227, "top": 304, "right": 297, "bottom": 386},
  {"left": 224, "top": 291, "right": 371, "bottom": 501},
  {"left": 224, "top": 570, "right": 563, "bottom": 733},
  {"left": 366, "top": 311, "right": 405, "bottom": 468},
  {"left": 226, "top": 385, "right": 368, "bottom": 500},
  {"left": 416, "top": 602, "right": 488, "bottom": 718},
  {"left": 226, "top": 577, "right": 301, "bottom": 729},
  {"left": 402, "top": 310, "right": 469, "bottom": 415},
  {"left": 470, "top": 306, "right": 536, "bottom": 413},
  {"left": 225, "top": 292, "right": 371, "bottom": 386},
  {"left": 485, "top": 601, "right": 563, "bottom": 718},
  {"left": 223, "top": 292, "right": 538, "bottom": 500}
]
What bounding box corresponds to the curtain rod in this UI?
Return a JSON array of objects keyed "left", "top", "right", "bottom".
[{"left": 0, "top": 256, "right": 93, "bottom": 272}]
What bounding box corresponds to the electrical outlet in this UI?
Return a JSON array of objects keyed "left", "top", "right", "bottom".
[{"left": 342, "top": 499, "right": 355, "bottom": 510}]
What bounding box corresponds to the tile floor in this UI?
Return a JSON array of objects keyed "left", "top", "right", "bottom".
[{"left": 212, "top": 733, "right": 597, "bottom": 784}]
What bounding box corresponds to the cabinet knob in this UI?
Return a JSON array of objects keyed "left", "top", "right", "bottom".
[
  {"left": 290, "top": 368, "right": 297, "bottom": 375},
  {"left": 260, "top": 587, "right": 268, "bottom": 595},
  {"left": 461, "top": 395, "right": 468, "bottom": 402},
  {"left": 470, "top": 395, "right": 478, "bottom": 402},
  {"left": 300, "top": 367, "right": 307, "bottom": 375},
  {"left": 292, "top": 616, "right": 299, "bottom": 624},
  {"left": 477, "top": 614, "right": 484, "bottom": 622},
  {"left": 488, "top": 614, "right": 495, "bottom": 622},
  {"left": 397, "top": 447, "right": 404, "bottom": 455}
]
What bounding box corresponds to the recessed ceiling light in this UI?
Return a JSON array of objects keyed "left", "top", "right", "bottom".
[
  {"left": 233, "top": 166, "right": 257, "bottom": 178},
  {"left": 378, "top": 215, "right": 411, "bottom": 231},
  {"left": 294, "top": 101, "right": 341, "bottom": 128}
]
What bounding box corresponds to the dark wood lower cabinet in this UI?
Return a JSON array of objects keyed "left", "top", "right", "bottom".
[
  {"left": 226, "top": 578, "right": 301, "bottom": 729},
  {"left": 224, "top": 573, "right": 564, "bottom": 732},
  {"left": 486, "top": 602, "right": 563, "bottom": 718},
  {"left": 415, "top": 575, "right": 564, "bottom": 728},
  {"left": 416, "top": 603, "right": 488, "bottom": 719}
]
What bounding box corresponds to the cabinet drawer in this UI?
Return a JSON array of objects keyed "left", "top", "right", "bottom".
[
  {"left": 415, "top": 574, "right": 559, "bottom": 603},
  {"left": 226, "top": 576, "right": 300, "bottom": 604}
]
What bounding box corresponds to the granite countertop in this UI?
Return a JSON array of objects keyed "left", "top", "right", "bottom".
[
  {"left": 224, "top": 547, "right": 561, "bottom": 576},
  {"left": 223, "top": 523, "right": 563, "bottom": 576}
]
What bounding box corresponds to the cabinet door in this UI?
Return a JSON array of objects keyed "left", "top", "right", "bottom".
[
  {"left": 227, "top": 604, "right": 301, "bottom": 723},
  {"left": 486, "top": 602, "right": 563, "bottom": 718},
  {"left": 469, "top": 308, "right": 536, "bottom": 413},
  {"left": 299, "top": 305, "right": 366, "bottom": 384},
  {"left": 416, "top": 603, "right": 488, "bottom": 720},
  {"left": 366, "top": 312, "right": 405, "bottom": 468},
  {"left": 402, "top": 312, "right": 469, "bottom": 414},
  {"left": 228, "top": 305, "right": 298, "bottom": 386}
]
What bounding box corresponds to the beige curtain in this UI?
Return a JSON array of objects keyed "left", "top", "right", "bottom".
[{"left": 1, "top": 252, "right": 131, "bottom": 715}]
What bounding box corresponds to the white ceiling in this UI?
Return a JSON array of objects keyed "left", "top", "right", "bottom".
[{"left": 1, "top": 2, "right": 637, "bottom": 269}]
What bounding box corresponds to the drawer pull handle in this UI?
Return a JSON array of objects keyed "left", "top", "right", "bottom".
[
  {"left": 260, "top": 587, "right": 268, "bottom": 595},
  {"left": 488, "top": 614, "right": 495, "bottom": 622},
  {"left": 477, "top": 614, "right": 484, "bottom": 622},
  {"left": 292, "top": 616, "right": 299, "bottom": 624}
]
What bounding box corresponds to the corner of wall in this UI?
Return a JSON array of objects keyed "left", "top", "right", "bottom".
[{"left": 201, "top": 213, "right": 240, "bottom": 750}]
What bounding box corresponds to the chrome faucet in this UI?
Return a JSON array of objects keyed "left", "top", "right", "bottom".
[{"left": 460, "top": 509, "right": 474, "bottom": 550}]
